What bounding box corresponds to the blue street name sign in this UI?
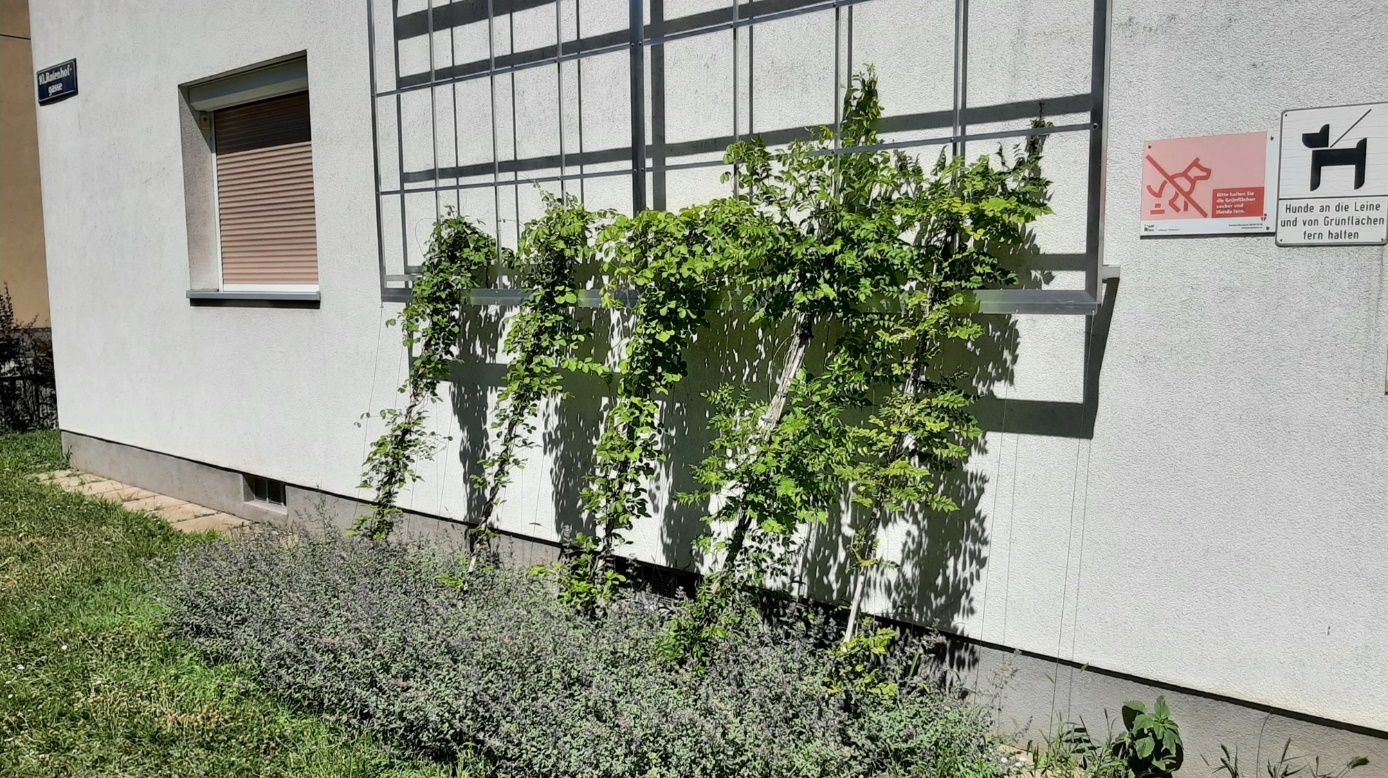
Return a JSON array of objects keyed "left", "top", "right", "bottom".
[{"left": 36, "top": 59, "right": 78, "bottom": 105}]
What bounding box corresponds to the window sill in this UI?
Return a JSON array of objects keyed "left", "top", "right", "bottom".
[{"left": 187, "top": 290, "right": 320, "bottom": 308}]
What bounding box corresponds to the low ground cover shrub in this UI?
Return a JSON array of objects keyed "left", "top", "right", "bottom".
[{"left": 161, "top": 523, "right": 1009, "bottom": 778}]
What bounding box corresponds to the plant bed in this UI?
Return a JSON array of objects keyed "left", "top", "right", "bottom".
[{"left": 160, "top": 522, "right": 1011, "bottom": 778}]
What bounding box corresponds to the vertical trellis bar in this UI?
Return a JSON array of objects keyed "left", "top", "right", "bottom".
[
  {"left": 846, "top": 4, "right": 853, "bottom": 85},
  {"left": 952, "top": 0, "right": 967, "bottom": 162},
  {"left": 393, "top": 0, "right": 409, "bottom": 271},
  {"left": 834, "top": 2, "right": 841, "bottom": 142},
  {"left": 832, "top": 1, "right": 841, "bottom": 198},
  {"left": 732, "top": 0, "right": 740, "bottom": 145},
  {"left": 450, "top": 3, "right": 461, "bottom": 217},
  {"left": 628, "top": 0, "right": 647, "bottom": 213},
  {"left": 1085, "top": 0, "right": 1112, "bottom": 303},
  {"left": 959, "top": 0, "right": 969, "bottom": 156},
  {"left": 366, "top": 0, "right": 388, "bottom": 291},
  {"left": 427, "top": 0, "right": 440, "bottom": 219},
  {"left": 557, "top": 0, "right": 567, "bottom": 197},
  {"left": 509, "top": 18, "right": 522, "bottom": 250},
  {"left": 576, "top": 0, "right": 586, "bottom": 201},
  {"left": 732, "top": 0, "right": 740, "bottom": 195},
  {"left": 488, "top": 0, "right": 503, "bottom": 276}
]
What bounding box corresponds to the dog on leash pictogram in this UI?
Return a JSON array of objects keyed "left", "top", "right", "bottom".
[{"left": 1301, "top": 112, "right": 1370, "bottom": 191}]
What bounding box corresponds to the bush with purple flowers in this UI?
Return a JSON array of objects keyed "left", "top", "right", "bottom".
[{"left": 160, "top": 523, "right": 1005, "bottom": 778}]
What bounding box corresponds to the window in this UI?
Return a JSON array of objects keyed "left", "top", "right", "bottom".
[
  {"left": 182, "top": 56, "right": 319, "bottom": 298},
  {"left": 245, "top": 474, "right": 286, "bottom": 506},
  {"left": 212, "top": 92, "right": 318, "bottom": 290}
]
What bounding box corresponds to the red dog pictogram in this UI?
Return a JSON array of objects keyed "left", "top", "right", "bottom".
[{"left": 1145, "top": 156, "right": 1212, "bottom": 217}]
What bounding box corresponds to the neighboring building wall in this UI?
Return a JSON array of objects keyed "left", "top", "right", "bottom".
[
  {"left": 1, "top": 0, "right": 49, "bottom": 326},
  {"left": 28, "top": 0, "right": 1388, "bottom": 764}
]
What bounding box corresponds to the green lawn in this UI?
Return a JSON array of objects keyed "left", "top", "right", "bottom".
[{"left": 0, "top": 430, "right": 445, "bottom": 777}]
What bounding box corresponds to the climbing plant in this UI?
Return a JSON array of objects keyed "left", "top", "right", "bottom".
[
  {"left": 682, "top": 69, "right": 917, "bottom": 592},
  {"left": 356, "top": 210, "right": 499, "bottom": 540},
  {"left": 564, "top": 199, "right": 764, "bottom": 605},
  {"left": 356, "top": 68, "right": 1053, "bottom": 657},
  {"left": 836, "top": 132, "right": 1052, "bottom": 640},
  {"left": 660, "top": 69, "right": 914, "bottom": 654},
  {"left": 670, "top": 69, "right": 1053, "bottom": 656},
  {"left": 470, "top": 194, "right": 606, "bottom": 557}
]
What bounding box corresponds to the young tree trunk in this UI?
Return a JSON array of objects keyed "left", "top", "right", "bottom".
[
  {"left": 593, "top": 421, "right": 642, "bottom": 578},
  {"left": 712, "top": 312, "right": 817, "bottom": 590},
  {"left": 468, "top": 411, "right": 528, "bottom": 570},
  {"left": 841, "top": 364, "right": 919, "bottom": 642},
  {"left": 480, "top": 418, "right": 523, "bottom": 523},
  {"left": 843, "top": 552, "right": 871, "bottom": 642},
  {"left": 842, "top": 259, "right": 943, "bottom": 643}
]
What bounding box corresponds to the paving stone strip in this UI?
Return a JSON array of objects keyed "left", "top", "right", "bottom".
[{"left": 28, "top": 469, "right": 249, "bottom": 534}]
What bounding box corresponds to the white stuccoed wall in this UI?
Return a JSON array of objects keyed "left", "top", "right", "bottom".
[
  {"left": 31, "top": 0, "right": 1387, "bottom": 735},
  {"left": 1073, "top": 0, "right": 1387, "bottom": 730},
  {"left": 30, "top": 0, "right": 392, "bottom": 497}
]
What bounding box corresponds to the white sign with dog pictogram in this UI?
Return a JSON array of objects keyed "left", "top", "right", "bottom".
[{"left": 1276, "top": 102, "right": 1388, "bottom": 246}]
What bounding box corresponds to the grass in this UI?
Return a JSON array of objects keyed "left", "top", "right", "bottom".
[{"left": 0, "top": 430, "right": 447, "bottom": 777}]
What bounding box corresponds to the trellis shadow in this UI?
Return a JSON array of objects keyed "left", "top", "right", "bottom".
[
  {"left": 533, "top": 299, "right": 782, "bottom": 576},
  {"left": 447, "top": 305, "right": 507, "bottom": 520},
  {"left": 541, "top": 306, "right": 614, "bottom": 545}
]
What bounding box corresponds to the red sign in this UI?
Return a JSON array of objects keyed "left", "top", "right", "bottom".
[{"left": 1141, "top": 132, "right": 1275, "bottom": 236}]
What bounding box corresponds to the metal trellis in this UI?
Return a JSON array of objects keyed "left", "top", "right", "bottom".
[{"left": 365, "top": 0, "right": 1118, "bottom": 315}]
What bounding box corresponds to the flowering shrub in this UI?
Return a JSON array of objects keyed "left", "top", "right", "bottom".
[{"left": 160, "top": 524, "right": 1006, "bottom": 778}]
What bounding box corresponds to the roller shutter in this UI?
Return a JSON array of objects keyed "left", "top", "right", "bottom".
[{"left": 213, "top": 91, "right": 318, "bottom": 287}]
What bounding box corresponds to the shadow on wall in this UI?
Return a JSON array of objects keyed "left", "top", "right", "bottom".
[
  {"left": 395, "top": 0, "right": 1118, "bottom": 677},
  {"left": 542, "top": 306, "right": 614, "bottom": 546},
  {"left": 448, "top": 305, "right": 505, "bottom": 520},
  {"left": 783, "top": 229, "right": 1041, "bottom": 674},
  {"left": 431, "top": 230, "right": 1117, "bottom": 682},
  {"left": 421, "top": 149, "right": 1121, "bottom": 683}
]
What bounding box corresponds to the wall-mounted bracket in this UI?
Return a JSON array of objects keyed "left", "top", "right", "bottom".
[{"left": 380, "top": 280, "right": 1119, "bottom": 317}]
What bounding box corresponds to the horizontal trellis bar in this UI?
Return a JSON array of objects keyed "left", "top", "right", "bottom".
[
  {"left": 377, "top": 41, "right": 630, "bottom": 99},
  {"left": 382, "top": 121, "right": 1091, "bottom": 198},
  {"left": 643, "top": 0, "right": 874, "bottom": 48},
  {"left": 828, "top": 122, "right": 1093, "bottom": 155},
  {"left": 397, "top": 95, "right": 1091, "bottom": 186},
  {"left": 380, "top": 166, "right": 633, "bottom": 198},
  {"left": 378, "top": 287, "right": 1099, "bottom": 316}
]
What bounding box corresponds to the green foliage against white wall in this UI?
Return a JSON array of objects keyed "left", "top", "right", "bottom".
[
  {"left": 472, "top": 194, "right": 605, "bottom": 558},
  {"left": 675, "top": 71, "right": 1052, "bottom": 645},
  {"left": 357, "top": 212, "right": 499, "bottom": 540},
  {"left": 361, "top": 69, "right": 1054, "bottom": 642}
]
